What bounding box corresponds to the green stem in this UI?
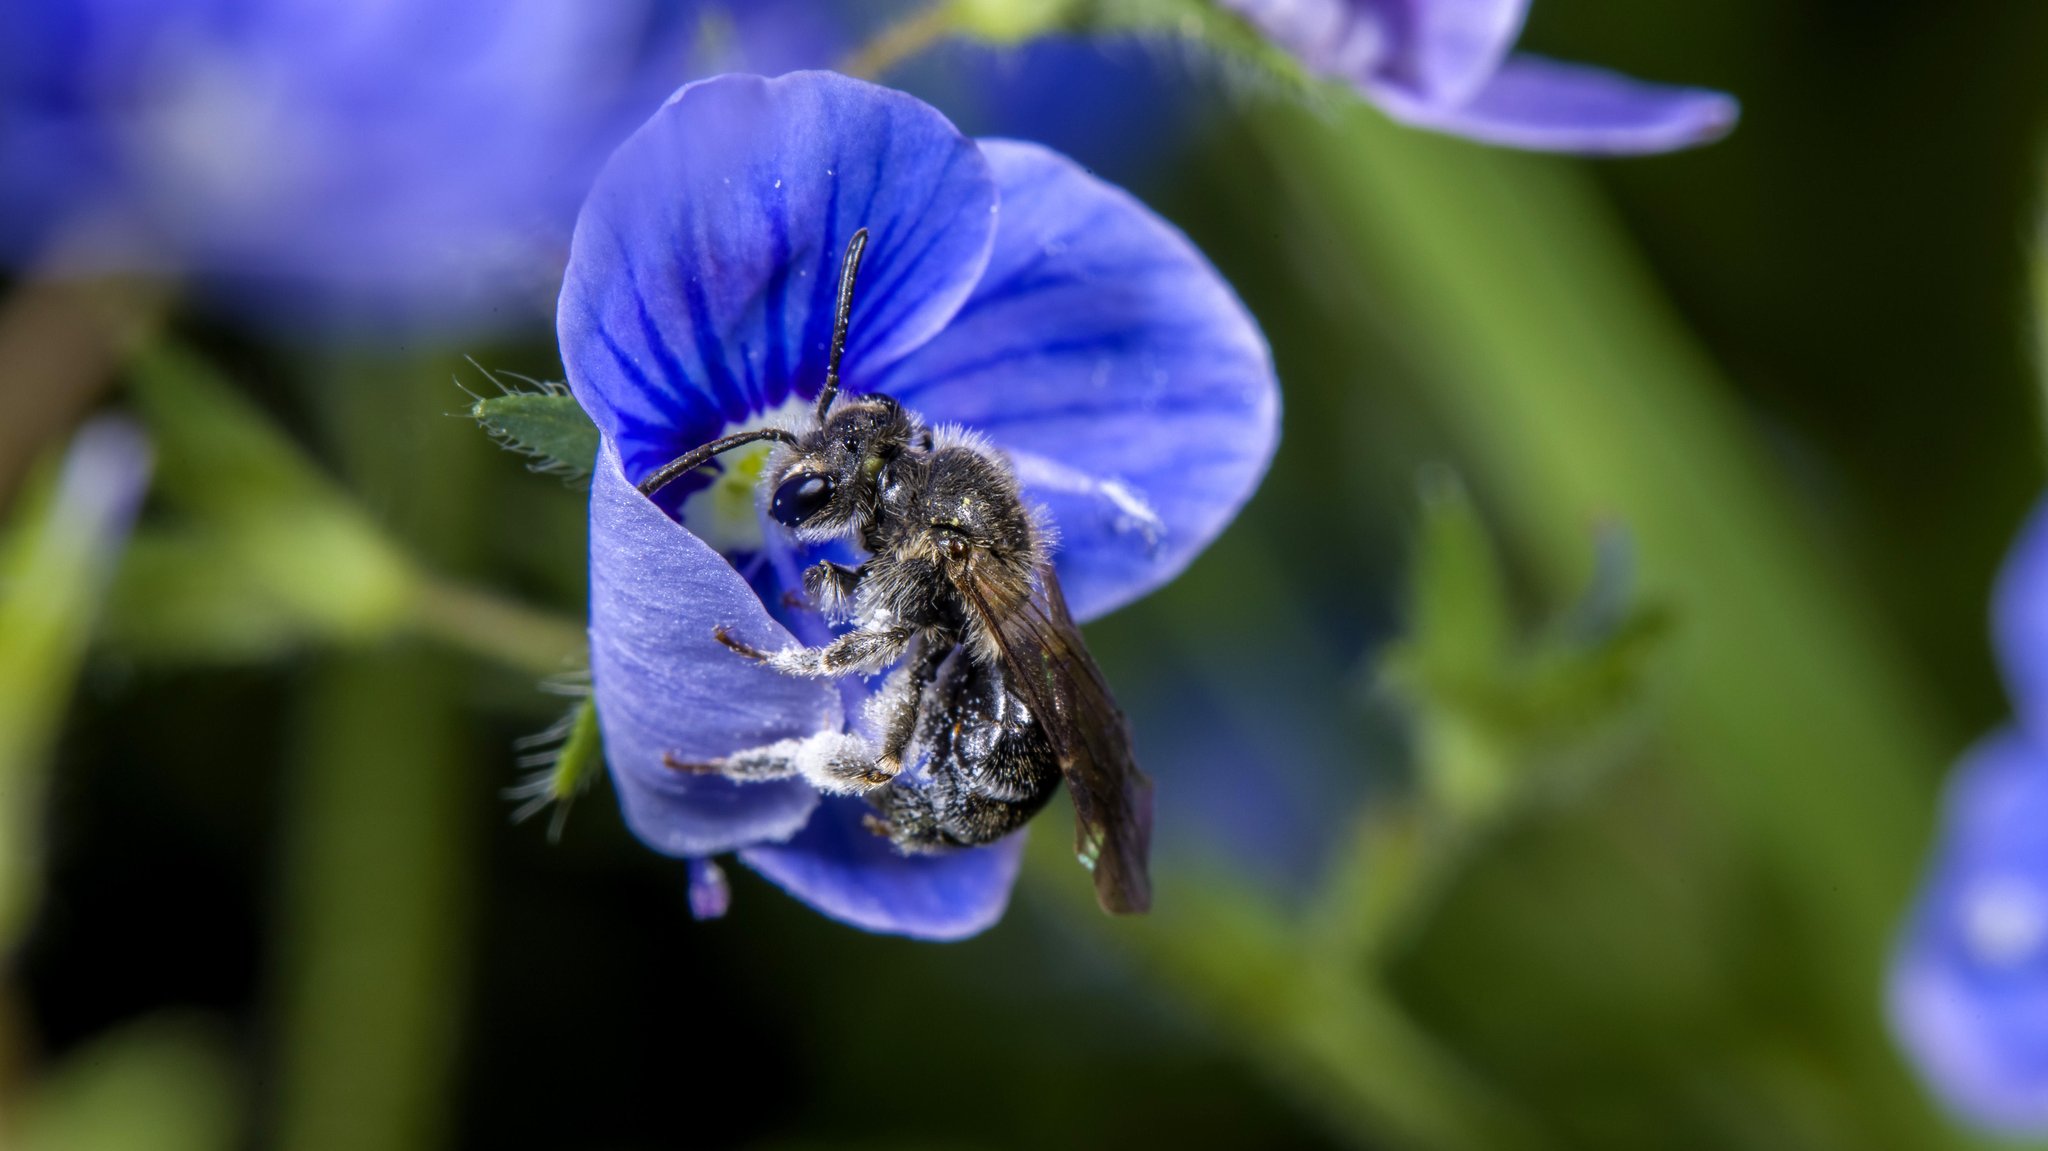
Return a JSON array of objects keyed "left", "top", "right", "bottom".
[
  {"left": 1026, "top": 843, "right": 1548, "bottom": 1151},
  {"left": 273, "top": 351, "right": 490, "bottom": 1151},
  {"left": 273, "top": 652, "right": 472, "bottom": 1151},
  {"left": 838, "top": 1, "right": 958, "bottom": 81},
  {"left": 406, "top": 575, "right": 585, "bottom": 678}
]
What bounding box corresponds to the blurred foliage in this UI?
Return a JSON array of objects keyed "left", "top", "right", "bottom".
[
  {"left": 14, "top": 1015, "right": 238, "bottom": 1151},
  {"left": 0, "top": 425, "right": 147, "bottom": 955},
  {"left": 1381, "top": 469, "right": 1668, "bottom": 821},
  {"left": 857, "top": 0, "right": 1322, "bottom": 103},
  {"left": 7, "top": 1, "right": 2048, "bottom": 1150},
  {"left": 107, "top": 349, "right": 417, "bottom": 663}
]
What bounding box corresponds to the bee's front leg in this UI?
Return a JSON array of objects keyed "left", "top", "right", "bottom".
[
  {"left": 713, "top": 622, "right": 913, "bottom": 679},
  {"left": 713, "top": 625, "right": 771, "bottom": 662},
  {"left": 803, "top": 560, "right": 865, "bottom": 617}
]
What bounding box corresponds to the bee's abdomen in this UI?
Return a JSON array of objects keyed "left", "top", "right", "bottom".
[{"left": 873, "top": 655, "right": 1059, "bottom": 851}]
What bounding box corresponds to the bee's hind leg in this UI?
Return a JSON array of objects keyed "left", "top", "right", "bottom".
[
  {"left": 663, "top": 730, "right": 886, "bottom": 795},
  {"left": 852, "top": 640, "right": 951, "bottom": 786}
]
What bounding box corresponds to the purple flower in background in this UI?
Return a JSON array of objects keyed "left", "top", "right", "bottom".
[
  {"left": 0, "top": 0, "right": 827, "bottom": 331},
  {"left": 1891, "top": 497, "right": 2048, "bottom": 1132},
  {"left": 560, "top": 71, "right": 1276, "bottom": 938},
  {"left": 1221, "top": 0, "right": 1737, "bottom": 153}
]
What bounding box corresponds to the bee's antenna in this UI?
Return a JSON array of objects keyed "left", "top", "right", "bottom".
[
  {"left": 814, "top": 227, "right": 870, "bottom": 422},
  {"left": 637, "top": 427, "right": 800, "bottom": 498}
]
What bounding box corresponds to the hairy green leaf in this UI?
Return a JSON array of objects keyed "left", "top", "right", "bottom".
[{"left": 471, "top": 387, "right": 599, "bottom": 480}]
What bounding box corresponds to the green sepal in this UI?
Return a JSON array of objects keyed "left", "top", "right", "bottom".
[
  {"left": 1379, "top": 469, "right": 1671, "bottom": 819},
  {"left": 470, "top": 385, "right": 600, "bottom": 480},
  {"left": 508, "top": 695, "right": 604, "bottom": 842}
]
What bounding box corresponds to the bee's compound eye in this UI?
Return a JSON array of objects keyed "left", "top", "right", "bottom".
[{"left": 771, "top": 473, "right": 835, "bottom": 527}]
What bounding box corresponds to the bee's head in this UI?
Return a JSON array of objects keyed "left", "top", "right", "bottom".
[{"left": 763, "top": 394, "right": 918, "bottom": 539}]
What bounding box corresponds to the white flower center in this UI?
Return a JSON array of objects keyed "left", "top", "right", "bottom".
[{"left": 678, "top": 396, "right": 811, "bottom": 555}]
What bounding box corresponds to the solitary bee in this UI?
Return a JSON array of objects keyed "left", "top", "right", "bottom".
[{"left": 641, "top": 229, "right": 1153, "bottom": 915}]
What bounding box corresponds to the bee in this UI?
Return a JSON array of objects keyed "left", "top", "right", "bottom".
[{"left": 642, "top": 228, "right": 1152, "bottom": 915}]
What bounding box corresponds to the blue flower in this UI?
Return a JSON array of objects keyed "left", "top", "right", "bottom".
[
  {"left": 0, "top": 0, "right": 814, "bottom": 331},
  {"left": 1891, "top": 497, "right": 2048, "bottom": 1131},
  {"left": 1220, "top": 0, "right": 1738, "bottom": 153},
  {"left": 560, "top": 71, "right": 1277, "bottom": 939}
]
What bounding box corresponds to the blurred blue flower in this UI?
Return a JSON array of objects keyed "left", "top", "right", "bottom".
[
  {"left": 894, "top": 35, "right": 1211, "bottom": 188},
  {"left": 1221, "top": 0, "right": 1737, "bottom": 153},
  {"left": 559, "top": 71, "right": 1277, "bottom": 939},
  {"left": 1891, "top": 497, "right": 2048, "bottom": 1131},
  {"left": 0, "top": 0, "right": 829, "bottom": 332}
]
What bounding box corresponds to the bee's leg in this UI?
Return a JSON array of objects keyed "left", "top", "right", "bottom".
[
  {"left": 662, "top": 730, "right": 884, "bottom": 795},
  {"left": 712, "top": 622, "right": 911, "bottom": 678},
  {"left": 861, "top": 640, "right": 950, "bottom": 780},
  {"left": 802, "top": 560, "right": 865, "bottom": 617},
  {"left": 713, "top": 625, "right": 771, "bottom": 662},
  {"left": 759, "top": 624, "right": 913, "bottom": 679}
]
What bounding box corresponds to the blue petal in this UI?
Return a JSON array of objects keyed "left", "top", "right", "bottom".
[
  {"left": 1996, "top": 494, "right": 2048, "bottom": 740},
  {"left": 588, "top": 441, "right": 838, "bottom": 856},
  {"left": 739, "top": 798, "right": 1025, "bottom": 940},
  {"left": 1381, "top": 0, "right": 1529, "bottom": 106},
  {"left": 1370, "top": 54, "right": 1738, "bottom": 154},
  {"left": 1220, "top": 0, "right": 1392, "bottom": 88},
  {"left": 1890, "top": 731, "right": 2048, "bottom": 1133},
  {"left": 559, "top": 70, "right": 999, "bottom": 490},
  {"left": 687, "top": 858, "right": 733, "bottom": 920},
  {"left": 875, "top": 139, "right": 1278, "bottom": 622}
]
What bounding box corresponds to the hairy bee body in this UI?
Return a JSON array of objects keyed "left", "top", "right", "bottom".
[
  {"left": 647, "top": 228, "right": 1152, "bottom": 913},
  {"left": 743, "top": 400, "right": 1064, "bottom": 849},
  {"left": 830, "top": 420, "right": 1041, "bottom": 665}
]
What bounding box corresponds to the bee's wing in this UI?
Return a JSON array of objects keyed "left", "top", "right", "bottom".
[{"left": 959, "top": 560, "right": 1153, "bottom": 914}]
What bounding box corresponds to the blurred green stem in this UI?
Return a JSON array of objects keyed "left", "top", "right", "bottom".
[
  {"left": 274, "top": 651, "right": 472, "bottom": 1151},
  {"left": 274, "top": 352, "right": 493, "bottom": 1151},
  {"left": 1028, "top": 842, "right": 1548, "bottom": 1151},
  {"left": 1256, "top": 101, "right": 1956, "bottom": 1144},
  {"left": 408, "top": 575, "right": 585, "bottom": 678},
  {"left": 1312, "top": 804, "right": 1470, "bottom": 967},
  {"left": 840, "top": 2, "right": 958, "bottom": 80}
]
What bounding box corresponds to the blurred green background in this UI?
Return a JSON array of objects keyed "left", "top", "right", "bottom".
[{"left": 6, "top": 0, "right": 2048, "bottom": 1148}]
